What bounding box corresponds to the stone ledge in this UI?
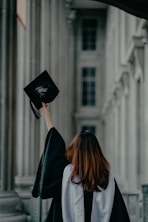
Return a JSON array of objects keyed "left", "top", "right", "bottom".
[
  {"left": 0, "top": 214, "right": 27, "bottom": 222},
  {"left": 0, "top": 191, "right": 27, "bottom": 222}
]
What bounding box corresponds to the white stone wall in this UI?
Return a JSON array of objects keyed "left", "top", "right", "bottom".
[
  {"left": 104, "top": 6, "right": 148, "bottom": 192},
  {"left": 73, "top": 9, "right": 106, "bottom": 148}
]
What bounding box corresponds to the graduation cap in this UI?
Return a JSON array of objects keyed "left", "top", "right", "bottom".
[{"left": 24, "top": 70, "right": 59, "bottom": 118}]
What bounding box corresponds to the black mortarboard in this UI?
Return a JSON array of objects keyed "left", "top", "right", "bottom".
[{"left": 24, "top": 70, "right": 59, "bottom": 118}]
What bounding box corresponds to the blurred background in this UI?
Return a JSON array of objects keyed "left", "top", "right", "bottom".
[{"left": 0, "top": 0, "right": 148, "bottom": 221}]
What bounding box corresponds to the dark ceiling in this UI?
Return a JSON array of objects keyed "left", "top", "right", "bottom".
[{"left": 94, "top": 0, "right": 148, "bottom": 19}]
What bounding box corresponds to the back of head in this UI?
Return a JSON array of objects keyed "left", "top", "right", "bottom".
[{"left": 66, "top": 130, "right": 110, "bottom": 192}]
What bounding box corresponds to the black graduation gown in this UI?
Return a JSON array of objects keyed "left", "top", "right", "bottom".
[
  {"left": 110, "top": 181, "right": 130, "bottom": 222},
  {"left": 32, "top": 127, "right": 69, "bottom": 221},
  {"left": 32, "top": 127, "right": 130, "bottom": 222}
]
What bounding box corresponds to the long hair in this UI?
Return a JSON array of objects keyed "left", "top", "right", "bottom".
[{"left": 65, "top": 130, "right": 110, "bottom": 192}]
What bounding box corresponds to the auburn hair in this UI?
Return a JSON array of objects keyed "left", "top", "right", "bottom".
[{"left": 65, "top": 130, "right": 110, "bottom": 192}]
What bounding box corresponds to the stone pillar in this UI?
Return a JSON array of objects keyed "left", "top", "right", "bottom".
[
  {"left": 128, "top": 71, "right": 137, "bottom": 191},
  {"left": 0, "top": 0, "right": 27, "bottom": 221},
  {"left": 57, "top": 0, "right": 66, "bottom": 134},
  {"left": 104, "top": 101, "right": 114, "bottom": 164},
  {"left": 113, "top": 93, "right": 120, "bottom": 179},
  {"left": 110, "top": 99, "right": 116, "bottom": 174},
  {"left": 120, "top": 84, "right": 126, "bottom": 187},
  {"left": 114, "top": 85, "right": 122, "bottom": 183},
  {"left": 123, "top": 72, "right": 130, "bottom": 190},
  {"left": 105, "top": 105, "right": 111, "bottom": 161},
  {"left": 50, "top": 0, "right": 59, "bottom": 128},
  {"left": 40, "top": 0, "right": 51, "bottom": 169},
  {"left": 104, "top": 108, "right": 109, "bottom": 159},
  {"left": 128, "top": 36, "right": 144, "bottom": 189},
  {"left": 120, "top": 11, "right": 126, "bottom": 63},
  {"left": 68, "top": 14, "right": 76, "bottom": 139},
  {"left": 143, "top": 27, "right": 148, "bottom": 183},
  {"left": 40, "top": 1, "right": 52, "bottom": 220},
  {"left": 120, "top": 70, "right": 130, "bottom": 190},
  {"left": 114, "top": 8, "right": 120, "bottom": 76},
  {"left": 16, "top": 0, "right": 45, "bottom": 220},
  {"left": 64, "top": 3, "right": 76, "bottom": 141},
  {"left": 50, "top": 0, "right": 74, "bottom": 142},
  {"left": 15, "top": 0, "right": 33, "bottom": 220}
]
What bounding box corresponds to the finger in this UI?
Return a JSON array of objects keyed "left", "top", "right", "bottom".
[
  {"left": 41, "top": 102, "right": 46, "bottom": 107},
  {"left": 41, "top": 102, "right": 48, "bottom": 108}
]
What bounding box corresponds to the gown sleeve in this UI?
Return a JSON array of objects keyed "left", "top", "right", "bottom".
[
  {"left": 109, "top": 180, "right": 130, "bottom": 222},
  {"left": 32, "top": 127, "right": 69, "bottom": 199}
]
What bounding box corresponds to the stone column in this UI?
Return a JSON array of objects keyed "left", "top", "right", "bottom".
[
  {"left": 0, "top": 0, "right": 27, "bottom": 221},
  {"left": 113, "top": 94, "right": 120, "bottom": 178},
  {"left": 64, "top": 3, "right": 76, "bottom": 141},
  {"left": 118, "top": 70, "right": 130, "bottom": 190},
  {"left": 115, "top": 85, "right": 122, "bottom": 185},
  {"left": 16, "top": 0, "right": 43, "bottom": 220},
  {"left": 114, "top": 8, "right": 120, "bottom": 76},
  {"left": 110, "top": 100, "right": 116, "bottom": 170},
  {"left": 122, "top": 71, "right": 130, "bottom": 190},
  {"left": 104, "top": 108, "right": 110, "bottom": 159},
  {"left": 128, "top": 71, "right": 137, "bottom": 191},
  {"left": 40, "top": 0, "right": 51, "bottom": 155},
  {"left": 50, "top": 0, "right": 59, "bottom": 129},
  {"left": 40, "top": 1, "right": 52, "bottom": 220},
  {"left": 120, "top": 84, "right": 126, "bottom": 188},
  {"left": 120, "top": 11, "right": 126, "bottom": 63},
  {"left": 127, "top": 36, "right": 145, "bottom": 191},
  {"left": 143, "top": 27, "right": 148, "bottom": 183},
  {"left": 104, "top": 101, "right": 114, "bottom": 164},
  {"left": 68, "top": 16, "right": 76, "bottom": 139},
  {"left": 57, "top": 0, "right": 66, "bottom": 134},
  {"left": 50, "top": 0, "right": 73, "bottom": 142},
  {"left": 130, "top": 36, "right": 144, "bottom": 189}
]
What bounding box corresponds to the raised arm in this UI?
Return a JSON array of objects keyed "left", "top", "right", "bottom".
[
  {"left": 32, "top": 103, "right": 69, "bottom": 199},
  {"left": 40, "top": 102, "right": 54, "bottom": 130}
]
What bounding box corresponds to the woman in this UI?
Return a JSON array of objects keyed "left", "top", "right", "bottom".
[{"left": 32, "top": 103, "right": 130, "bottom": 222}]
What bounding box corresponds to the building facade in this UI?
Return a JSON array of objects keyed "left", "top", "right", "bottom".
[
  {"left": 0, "top": 0, "right": 148, "bottom": 221},
  {"left": 104, "top": 7, "right": 148, "bottom": 191}
]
